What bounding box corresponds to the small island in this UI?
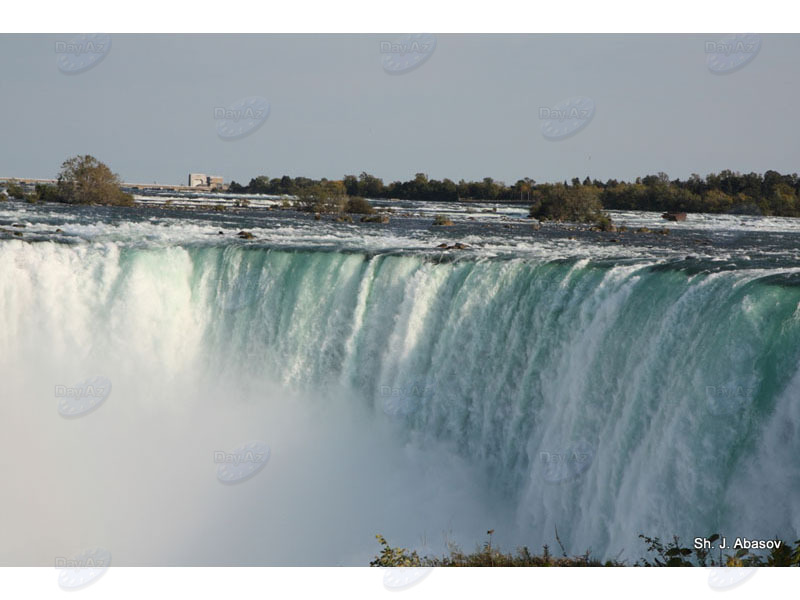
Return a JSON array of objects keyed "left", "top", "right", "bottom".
[{"left": 2, "top": 155, "right": 133, "bottom": 206}]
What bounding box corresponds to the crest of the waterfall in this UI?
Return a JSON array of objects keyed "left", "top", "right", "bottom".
[{"left": 210, "top": 247, "right": 271, "bottom": 314}]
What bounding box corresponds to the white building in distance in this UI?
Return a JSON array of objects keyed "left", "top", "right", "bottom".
[{"left": 188, "top": 173, "right": 224, "bottom": 188}]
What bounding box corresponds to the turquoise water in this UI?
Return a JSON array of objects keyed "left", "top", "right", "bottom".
[
  {"left": 1, "top": 199, "right": 800, "bottom": 564},
  {"left": 1, "top": 236, "right": 798, "bottom": 564}
]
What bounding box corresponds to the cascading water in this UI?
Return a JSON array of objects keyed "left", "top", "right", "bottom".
[{"left": 1, "top": 238, "right": 799, "bottom": 565}]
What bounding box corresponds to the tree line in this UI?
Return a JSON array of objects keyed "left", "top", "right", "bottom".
[
  {"left": 229, "top": 169, "right": 800, "bottom": 217},
  {"left": 6, "top": 159, "right": 799, "bottom": 219}
]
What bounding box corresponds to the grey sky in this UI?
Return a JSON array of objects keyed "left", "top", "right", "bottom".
[{"left": 0, "top": 34, "right": 797, "bottom": 186}]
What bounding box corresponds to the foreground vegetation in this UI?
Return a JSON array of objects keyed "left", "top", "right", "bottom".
[
  {"left": 371, "top": 532, "right": 800, "bottom": 567},
  {"left": 229, "top": 169, "right": 800, "bottom": 218}
]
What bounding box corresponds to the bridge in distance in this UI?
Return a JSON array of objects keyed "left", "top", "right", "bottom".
[{"left": 0, "top": 177, "right": 221, "bottom": 193}]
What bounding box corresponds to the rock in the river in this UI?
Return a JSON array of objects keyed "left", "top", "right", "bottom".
[{"left": 361, "top": 215, "right": 390, "bottom": 224}]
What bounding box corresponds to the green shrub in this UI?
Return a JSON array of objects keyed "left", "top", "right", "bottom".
[
  {"left": 371, "top": 532, "right": 615, "bottom": 567},
  {"left": 433, "top": 214, "right": 454, "bottom": 226},
  {"left": 295, "top": 181, "right": 347, "bottom": 213},
  {"left": 594, "top": 214, "right": 616, "bottom": 231},
  {"left": 372, "top": 532, "right": 800, "bottom": 567},
  {"left": 635, "top": 534, "right": 800, "bottom": 567},
  {"left": 6, "top": 180, "right": 25, "bottom": 199},
  {"left": 34, "top": 183, "right": 59, "bottom": 203},
  {"left": 56, "top": 155, "right": 134, "bottom": 206},
  {"left": 530, "top": 184, "right": 604, "bottom": 223},
  {"left": 345, "top": 196, "right": 375, "bottom": 214},
  {"left": 370, "top": 535, "right": 423, "bottom": 567}
]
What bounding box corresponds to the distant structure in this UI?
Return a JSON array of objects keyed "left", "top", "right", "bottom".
[{"left": 188, "top": 173, "right": 224, "bottom": 189}]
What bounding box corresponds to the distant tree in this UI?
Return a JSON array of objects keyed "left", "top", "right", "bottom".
[
  {"left": 56, "top": 155, "right": 133, "bottom": 206},
  {"left": 292, "top": 176, "right": 315, "bottom": 192},
  {"left": 482, "top": 177, "right": 500, "bottom": 200},
  {"left": 278, "top": 175, "right": 295, "bottom": 194},
  {"left": 741, "top": 172, "right": 763, "bottom": 200},
  {"left": 763, "top": 170, "right": 785, "bottom": 197},
  {"left": 513, "top": 179, "right": 532, "bottom": 202},
  {"left": 701, "top": 189, "right": 733, "bottom": 213},
  {"left": 5, "top": 179, "right": 25, "bottom": 199},
  {"left": 529, "top": 184, "right": 604, "bottom": 222},
  {"left": 34, "top": 183, "right": 60, "bottom": 203},
  {"left": 601, "top": 182, "right": 645, "bottom": 210},
  {"left": 295, "top": 180, "right": 347, "bottom": 213},
  {"left": 439, "top": 178, "right": 459, "bottom": 201},
  {"left": 685, "top": 173, "right": 705, "bottom": 195},
  {"left": 345, "top": 196, "right": 375, "bottom": 214},
  {"left": 247, "top": 176, "right": 271, "bottom": 194},
  {"left": 213, "top": 168, "right": 800, "bottom": 218},
  {"left": 769, "top": 183, "right": 799, "bottom": 216},
  {"left": 357, "top": 172, "right": 385, "bottom": 198},
  {"left": 343, "top": 175, "right": 359, "bottom": 196},
  {"left": 726, "top": 192, "right": 759, "bottom": 215},
  {"left": 672, "top": 188, "right": 703, "bottom": 212}
]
